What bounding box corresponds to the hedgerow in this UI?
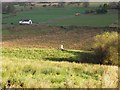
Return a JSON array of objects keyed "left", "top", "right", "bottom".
[{"left": 93, "top": 32, "right": 118, "bottom": 65}]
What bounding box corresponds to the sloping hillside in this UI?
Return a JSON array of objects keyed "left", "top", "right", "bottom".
[
  {"left": 2, "top": 48, "right": 118, "bottom": 88},
  {"left": 3, "top": 25, "right": 109, "bottom": 49}
]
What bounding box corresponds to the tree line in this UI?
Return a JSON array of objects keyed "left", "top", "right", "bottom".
[{"left": 2, "top": 2, "right": 120, "bottom": 14}]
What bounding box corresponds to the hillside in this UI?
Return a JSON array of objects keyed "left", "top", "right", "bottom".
[
  {"left": 2, "top": 48, "right": 118, "bottom": 88},
  {"left": 3, "top": 25, "right": 115, "bottom": 49},
  {"left": 2, "top": 3, "right": 119, "bottom": 88}
]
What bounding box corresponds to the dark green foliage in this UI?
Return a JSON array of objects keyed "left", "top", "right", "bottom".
[
  {"left": 84, "top": 3, "right": 108, "bottom": 14},
  {"left": 95, "top": 8, "right": 107, "bottom": 14},
  {"left": 93, "top": 32, "right": 118, "bottom": 65},
  {"left": 42, "top": 5, "right": 47, "bottom": 7},
  {"left": 58, "top": 2, "right": 65, "bottom": 7},
  {"left": 82, "top": 2, "right": 89, "bottom": 8},
  {"left": 17, "top": 2, "right": 27, "bottom": 6},
  {"left": 108, "top": 2, "right": 119, "bottom": 9},
  {"left": 2, "top": 3, "right": 15, "bottom": 14},
  {"left": 84, "top": 9, "right": 95, "bottom": 14}
]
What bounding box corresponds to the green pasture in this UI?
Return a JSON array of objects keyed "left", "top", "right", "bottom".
[
  {"left": 3, "top": 7, "right": 87, "bottom": 24},
  {"left": 48, "top": 13, "right": 118, "bottom": 26},
  {"left": 2, "top": 6, "right": 118, "bottom": 27}
]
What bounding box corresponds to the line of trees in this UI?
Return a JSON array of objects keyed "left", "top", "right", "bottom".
[
  {"left": 84, "top": 2, "right": 119, "bottom": 14},
  {"left": 2, "top": 2, "right": 119, "bottom": 14},
  {"left": 84, "top": 4, "right": 108, "bottom": 14}
]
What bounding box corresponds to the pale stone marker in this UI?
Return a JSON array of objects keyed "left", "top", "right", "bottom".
[{"left": 60, "top": 45, "right": 64, "bottom": 51}]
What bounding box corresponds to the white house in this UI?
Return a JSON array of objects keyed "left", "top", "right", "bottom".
[{"left": 19, "top": 19, "right": 32, "bottom": 25}]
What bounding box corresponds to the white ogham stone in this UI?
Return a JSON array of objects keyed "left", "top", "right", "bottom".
[{"left": 60, "top": 45, "right": 64, "bottom": 50}]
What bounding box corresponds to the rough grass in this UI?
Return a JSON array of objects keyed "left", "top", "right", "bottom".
[
  {"left": 2, "top": 48, "right": 118, "bottom": 88},
  {"left": 2, "top": 48, "right": 94, "bottom": 63}
]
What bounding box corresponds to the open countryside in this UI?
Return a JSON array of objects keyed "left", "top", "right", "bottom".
[
  {"left": 3, "top": 6, "right": 118, "bottom": 26},
  {"left": 2, "top": 2, "right": 119, "bottom": 88}
]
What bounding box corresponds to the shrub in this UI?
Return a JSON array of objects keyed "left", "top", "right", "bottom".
[
  {"left": 42, "top": 5, "right": 47, "bottom": 7},
  {"left": 93, "top": 32, "right": 118, "bottom": 65}
]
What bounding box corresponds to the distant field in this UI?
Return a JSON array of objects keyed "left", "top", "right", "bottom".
[
  {"left": 48, "top": 13, "right": 118, "bottom": 26},
  {"left": 2, "top": 25, "right": 107, "bottom": 49},
  {"left": 2, "top": 6, "right": 118, "bottom": 27},
  {"left": 2, "top": 48, "right": 118, "bottom": 88},
  {"left": 2, "top": 7, "right": 88, "bottom": 24}
]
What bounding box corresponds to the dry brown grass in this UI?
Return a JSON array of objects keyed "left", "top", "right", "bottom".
[{"left": 2, "top": 25, "right": 106, "bottom": 49}]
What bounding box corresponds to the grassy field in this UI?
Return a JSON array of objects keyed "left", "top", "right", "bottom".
[
  {"left": 2, "top": 48, "right": 118, "bottom": 88},
  {"left": 2, "top": 7, "right": 88, "bottom": 24},
  {"left": 2, "top": 25, "right": 119, "bottom": 88},
  {"left": 48, "top": 13, "right": 118, "bottom": 26},
  {"left": 2, "top": 48, "right": 95, "bottom": 63},
  {"left": 2, "top": 6, "right": 118, "bottom": 27},
  {"left": 2, "top": 3, "right": 119, "bottom": 88}
]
